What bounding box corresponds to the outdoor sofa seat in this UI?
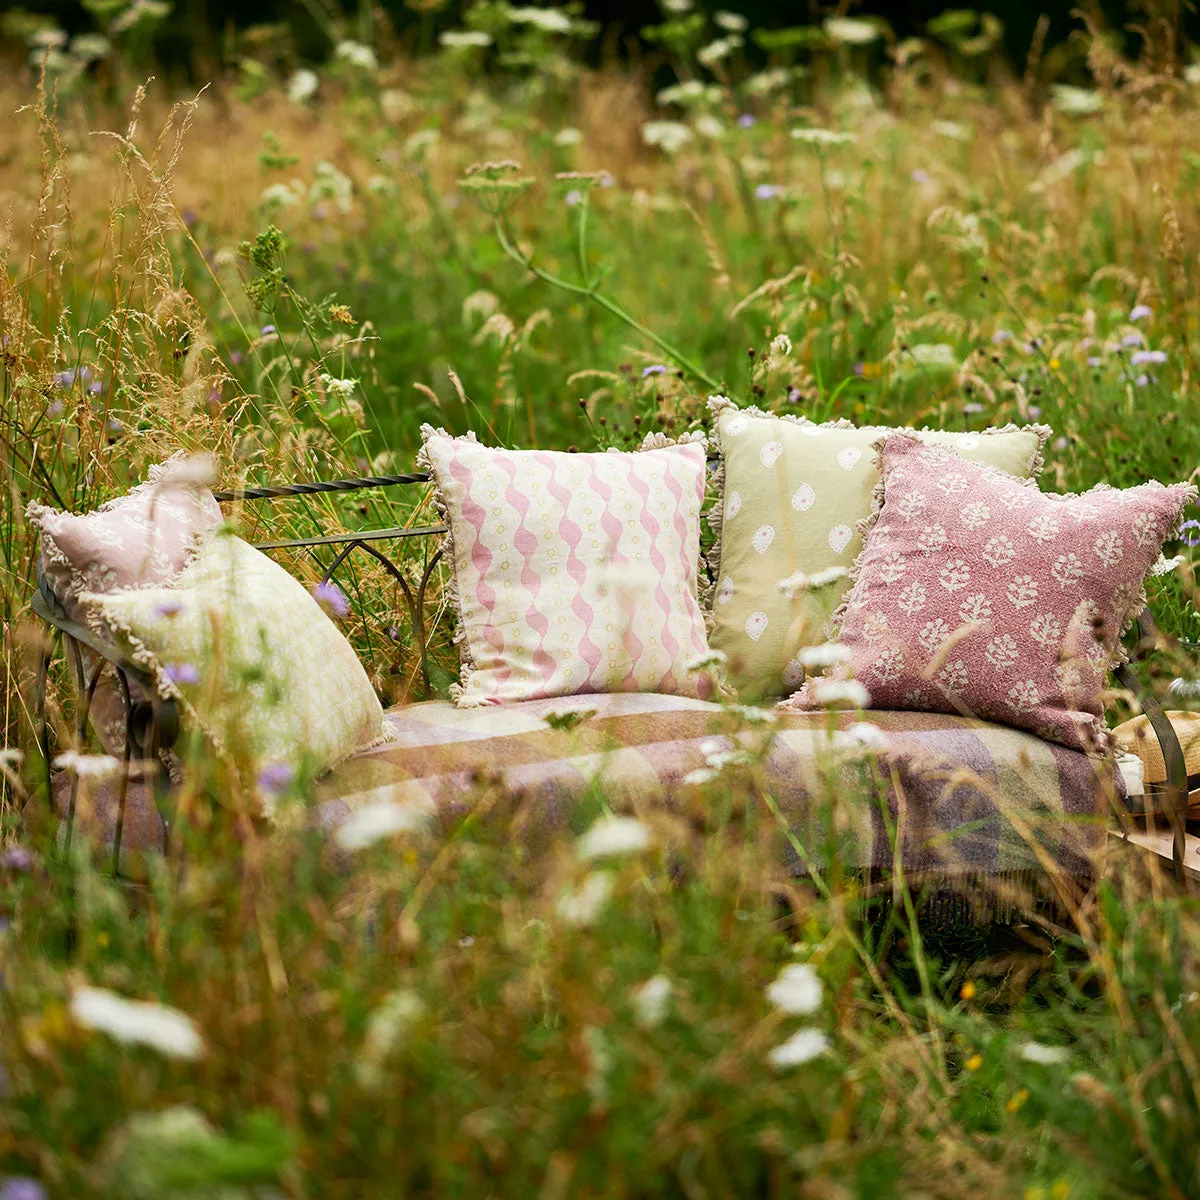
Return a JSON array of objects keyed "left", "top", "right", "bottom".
[
  {"left": 55, "top": 691, "right": 1116, "bottom": 888},
  {"left": 31, "top": 466, "right": 1182, "bottom": 891}
]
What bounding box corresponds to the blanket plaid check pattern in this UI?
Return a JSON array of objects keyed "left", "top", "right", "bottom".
[{"left": 315, "top": 694, "right": 1119, "bottom": 878}]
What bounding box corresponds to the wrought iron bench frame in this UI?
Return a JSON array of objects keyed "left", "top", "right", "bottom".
[{"left": 27, "top": 473, "right": 1193, "bottom": 883}]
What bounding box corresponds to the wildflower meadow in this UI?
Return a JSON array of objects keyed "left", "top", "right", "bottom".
[{"left": 3, "top": 2, "right": 1200, "bottom": 1197}]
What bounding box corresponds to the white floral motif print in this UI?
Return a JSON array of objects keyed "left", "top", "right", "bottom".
[
  {"left": 861, "top": 611, "right": 890, "bottom": 642},
  {"left": 897, "top": 581, "right": 927, "bottom": 615},
  {"left": 960, "top": 501, "right": 991, "bottom": 530},
  {"left": 959, "top": 593, "right": 993, "bottom": 623},
  {"left": 985, "top": 634, "right": 1019, "bottom": 669},
  {"left": 917, "top": 524, "right": 948, "bottom": 555},
  {"left": 937, "top": 660, "right": 969, "bottom": 694},
  {"left": 1026, "top": 513, "right": 1060, "bottom": 544},
  {"left": 1051, "top": 553, "right": 1084, "bottom": 589},
  {"left": 724, "top": 415, "right": 749, "bottom": 437},
  {"left": 1093, "top": 530, "right": 1124, "bottom": 567},
  {"left": 938, "top": 559, "right": 971, "bottom": 592},
  {"left": 983, "top": 535, "right": 1015, "bottom": 567},
  {"left": 716, "top": 576, "right": 735, "bottom": 605},
  {"left": 725, "top": 491, "right": 742, "bottom": 521},
  {"left": 1000, "top": 489, "right": 1035, "bottom": 510},
  {"left": 918, "top": 617, "right": 952, "bottom": 654},
  {"left": 1067, "top": 501, "right": 1100, "bottom": 523},
  {"left": 896, "top": 490, "right": 928, "bottom": 520},
  {"left": 878, "top": 553, "right": 906, "bottom": 584},
  {"left": 872, "top": 646, "right": 906, "bottom": 683},
  {"left": 1029, "top": 612, "right": 1063, "bottom": 651},
  {"left": 1130, "top": 510, "right": 1159, "bottom": 548},
  {"left": 902, "top": 688, "right": 926, "bottom": 707},
  {"left": 828, "top": 524, "right": 853, "bottom": 554},
  {"left": 1007, "top": 679, "right": 1040, "bottom": 711},
  {"left": 937, "top": 472, "right": 969, "bottom": 496},
  {"left": 1007, "top": 576, "right": 1039, "bottom": 608}
]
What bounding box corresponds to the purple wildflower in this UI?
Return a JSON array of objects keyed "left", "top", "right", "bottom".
[
  {"left": 1028, "top": 405, "right": 1042, "bottom": 418},
  {"left": 231, "top": 350, "right": 244, "bottom": 365},
  {"left": 787, "top": 387, "right": 802, "bottom": 403},
  {"left": 755, "top": 183, "right": 782, "bottom": 200},
  {"left": 1136, "top": 373, "right": 1150, "bottom": 387},
  {"left": 0, "top": 1179, "right": 47, "bottom": 1200},
  {"left": 181, "top": 208, "right": 198, "bottom": 227},
  {"left": 564, "top": 189, "right": 583, "bottom": 206},
  {"left": 261, "top": 324, "right": 277, "bottom": 336},
  {"left": 852, "top": 362, "right": 865, "bottom": 376},
  {"left": 597, "top": 171, "right": 614, "bottom": 188},
  {"left": 991, "top": 330, "right": 1011, "bottom": 345},
  {"left": 642, "top": 365, "right": 667, "bottom": 378},
  {"left": 963, "top": 402, "right": 984, "bottom": 415},
  {"left": 88, "top": 380, "right": 103, "bottom": 394},
  {"left": 911, "top": 168, "right": 930, "bottom": 184},
  {"left": 388, "top": 625, "right": 402, "bottom": 641},
  {"left": 737, "top": 113, "right": 756, "bottom": 128},
  {"left": 105, "top": 418, "right": 122, "bottom": 435},
  {"left": 164, "top": 662, "right": 200, "bottom": 686},
  {"left": 1087, "top": 356, "right": 1102, "bottom": 367},
  {"left": 47, "top": 401, "right": 63, "bottom": 417},
  {"left": 1179, "top": 519, "right": 1200, "bottom": 547},
  {"left": 54, "top": 370, "right": 75, "bottom": 387},
  {"left": 257, "top": 761, "right": 295, "bottom": 796},
  {"left": 1130, "top": 349, "right": 1167, "bottom": 365},
  {"left": 1130, "top": 304, "right": 1152, "bottom": 322},
  {"left": 312, "top": 581, "right": 351, "bottom": 618},
  {"left": 0, "top": 846, "right": 35, "bottom": 874},
  {"left": 1120, "top": 333, "right": 1143, "bottom": 349}
]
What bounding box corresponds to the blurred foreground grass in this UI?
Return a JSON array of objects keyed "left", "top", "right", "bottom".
[{"left": 2, "top": 6, "right": 1200, "bottom": 1196}]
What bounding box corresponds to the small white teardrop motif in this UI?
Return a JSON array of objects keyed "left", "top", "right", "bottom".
[
  {"left": 759, "top": 440, "right": 783, "bottom": 469},
  {"left": 828, "top": 524, "right": 853, "bottom": 554},
  {"left": 791, "top": 484, "right": 816, "bottom": 512},
  {"left": 745, "top": 611, "right": 769, "bottom": 641},
  {"left": 836, "top": 446, "right": 862, "bottom": 472},
  {"left": 752, "top": 524, "right": 776, "bottom": 554}
]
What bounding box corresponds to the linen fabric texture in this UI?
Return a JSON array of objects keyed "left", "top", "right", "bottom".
[
  {"left": 26, "top": 454, "right": 223, "bottom": 755},
  {"left": 705, "top": 397, "right": 1050, "bottom": 699},
  {"left": 82, "top": 533, "right": 390, "bottom": 814},
  {"left": 419, "top": 426, "right": 718, "bottom": 707},
  {"left": 783, "top": 433, "right": 1196, "bottom": 754}
]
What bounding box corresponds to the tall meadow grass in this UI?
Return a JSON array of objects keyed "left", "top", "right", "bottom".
[{"left": 2, "top": 7, "right": 1200, "bottom": 1196}]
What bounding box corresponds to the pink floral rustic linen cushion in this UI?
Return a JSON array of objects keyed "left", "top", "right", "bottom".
[
  {"left": 419, "top": 425, "right": 719, "bottom": 706},
  {"left": 783, "top": 433, "right": 1196, "bottom": 754}
]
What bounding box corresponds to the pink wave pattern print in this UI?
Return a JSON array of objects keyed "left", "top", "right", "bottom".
[
  {"left": 422, "top": 429, "right": 715, "bottom": 706},
  {"left": 784, "top": 433, "right": 1196, "bottom": 754}
]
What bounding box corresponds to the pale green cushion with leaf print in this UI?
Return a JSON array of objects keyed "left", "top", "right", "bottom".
[
  {"left": 82, "top": 532, "right": 391, "bottom": 818},
  {"left": 706, "top": 397, "right": 1051, "bottom": 700}
]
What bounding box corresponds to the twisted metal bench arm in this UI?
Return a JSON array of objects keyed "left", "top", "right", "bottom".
[{"left": 212, "top": 472, "right": 431, "bottom": 502}]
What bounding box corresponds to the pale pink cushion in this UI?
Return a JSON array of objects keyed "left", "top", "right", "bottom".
[
  {"left": 27, "top": 454, "right": 222, "bottom": 624},
  {"left": 420, "top": 426, "right": 718, "bottom": 706},
  {"left": 783, "top": 433, "right": 1196, "bottom": 753}
]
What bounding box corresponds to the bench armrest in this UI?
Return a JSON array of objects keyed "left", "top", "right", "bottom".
[
  {"left": 31, "top": 565, "right": 179, "bottom": 758},
  {"left": 1113, "top": 606, "right": 1188, "bottom": 882}
]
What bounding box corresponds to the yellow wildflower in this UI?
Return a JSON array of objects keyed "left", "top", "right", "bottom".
[
  {"left": 960, "top": 981, "right": 976, "bottom": 1001},
  {"left": 965, "top": 1053, "right": 983, "bottom": 1071},
  {"left": 1007, "top": 1087, "right": 1030, "bottom": 1113}
]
